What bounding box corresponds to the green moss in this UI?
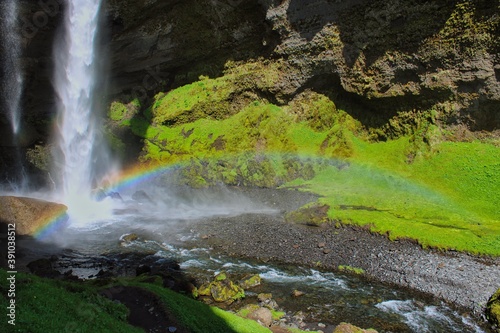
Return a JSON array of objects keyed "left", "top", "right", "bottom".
[
  {"left": 338, "top": 265, "right": 365, "bottom": 275},
  {"left": 285, "top": 204, "right": 331, "bottom": 226},
  {"left": 109, "top": 101, "right": 128, "bottom": 121},
  {"left": 117, "top": 57, "right": 499, "bottom": 256}
]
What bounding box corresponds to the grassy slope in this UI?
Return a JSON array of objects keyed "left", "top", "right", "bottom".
[
  {"left": 0, "top": 270, "right": 274, "bottom": 333},
  {"left": 110, "top": 61, "right": 500, "bottom": 256}
]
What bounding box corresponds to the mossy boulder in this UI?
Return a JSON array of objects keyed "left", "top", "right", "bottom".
[
  {"left": 210, "top": 280, "right": 245, "bottom": 303},
  {"left": 196, "top": 272, "right": 245, "bottom": 304},
  {"left": 486, "top": 288, "right": 500, "bottom": 331},
  {"left": 333, "top": 322, "right": 378, "bottom": 333},
  {"left": 238, "top": 274, "right": 262, "bottom": 289},
  {"left": 285, "top": 204, "right": 330, "bottom": 226}
]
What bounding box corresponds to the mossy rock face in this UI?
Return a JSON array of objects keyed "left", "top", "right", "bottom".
[
  {"left": 486, "top": 288, "right": 500, "bottom": 331},
  {"left": 285, "top": 204, "right": 330, "bottom": 226}
]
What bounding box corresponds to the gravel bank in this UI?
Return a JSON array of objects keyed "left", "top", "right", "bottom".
[{"left": 185, "top": 187, "right": 500, "bottom": 318}]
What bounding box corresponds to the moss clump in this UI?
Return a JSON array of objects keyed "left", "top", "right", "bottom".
[
  {"left": 109, "top": 99, "right": 141, "bottom": 123},
  {"left": 338, "top": 265, "right": 365, "bottom": 275},
  {"left": 238, "top": 274, "right": 262, "bottom": 289},
  {"left": 486, "top": 288, "right": 500, "bottom": 331},
  {"left": 26, "top": 144, "right": 51, "bottom": 171},
  {"left": 196, "top": 272, "right": 245, "bottom": 304},
  {"left": 286, "top": 90, "right": 337, "bottom": 131},
  {"left": 285, "top": 204, "right": 331, "bottom": 226}
]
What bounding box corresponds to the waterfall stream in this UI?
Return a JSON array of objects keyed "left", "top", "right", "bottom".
[{"left": 53, "top": 0, "right": 110, "bottom": 211}]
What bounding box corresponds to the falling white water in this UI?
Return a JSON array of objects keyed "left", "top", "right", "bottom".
[
  {"left": 53, "top": 0, "right": 112, "bottom": 219},
  {"left": 1, "top": 0, "right": 23, "bottom": 135}
]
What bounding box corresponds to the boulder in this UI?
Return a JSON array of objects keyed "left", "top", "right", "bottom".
[
  {"left": 0, "top": 196, "right": 68, "bottom": 236},
  {"left": 333, "top": 322, "right": 378, "bottom": 333},
  {"left": 196, "top": 272, "right": 245, "bottom": 303},
  {"left": 247, "top": 307, "right": 273, "bottom": 327},
  {"left": 486, "top": 288, "right": 500, "bottom": 332},
  {"left": 238, "top": 274, "right": 262, "bottom": 289},
  {"left": 210, "top": 280, "right": 245, "bottom": 303}
]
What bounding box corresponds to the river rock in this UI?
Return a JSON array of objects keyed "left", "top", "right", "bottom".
[
  {"left": 333, "top": 322, "right": 378, "bottom": 333},
  {"left": 238, "top": 274, "right": 262, "bottom": 289},
  {"left": 486, "top": 288, "right": 500, "bottom": 331},
  {"left": 0, "top": 196, "right": 68, "bottom": 236},
  {"left": 248, "top": 307, "right": 273, "bottom": 327},
  {"left": 210, "top": 280, "right": 245, "bottom": 303},
  {"left": 197, "top": 272, "right": 245, "bottom": 303}
]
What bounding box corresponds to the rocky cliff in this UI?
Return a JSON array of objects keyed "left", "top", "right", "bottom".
[{"left": 105, "top": 0, "right": 500, "bottom": 133}]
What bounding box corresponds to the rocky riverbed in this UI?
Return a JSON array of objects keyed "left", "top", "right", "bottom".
[
  {"left": 182, "top": 187, "right": 500, "bottom": 320},
  {"left": 5, "top": 186, "right": 499, "bottom": 331}
]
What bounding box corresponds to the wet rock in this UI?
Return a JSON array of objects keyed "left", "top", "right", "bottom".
[
  {"left": 108, "top": 191, "right": 123, "bottom": 201},
  {"left": 238, "top": 274, "right": 262, "bottom": 289},
  {"left": 27, "top": 258, "right": 61, "bottom": 278},
  {"left": 333, "top": 322, "right": 378, "bottom": 333},
  {"left": 258, "top": 293, "right": 273, "bottom": 303},
  {"left": 248, "top": 307, "right": 273, "bottom": 327},
  {"left": 210, "top": 280, "right": 245, "bottom": 303},
  {"left": 196, "top": 272, "right": 245, "bottom": 303},
  {"left": 131, "top": 190, "right": 155, "bottom": 205},
  {"left": 291, "top": 290, "right": 305, "bottom": 297},
  {"left": 0, "top": 196, "right": 68, "bottom": 236},
  {"left": 120, "top": 233, "right": 138, "bottom": 245},
  {"left": 486, "top": 288, "right": 500, "bottom": 331}
]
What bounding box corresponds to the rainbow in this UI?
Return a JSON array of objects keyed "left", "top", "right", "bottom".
[
  {"left": 33, "top": 208, "right": 69, "bottom": 240},
  {"left": 101, "top": 162, "right": 174, "bottom": 194}
]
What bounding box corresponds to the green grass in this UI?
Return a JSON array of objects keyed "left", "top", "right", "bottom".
[
  {"left": 283, "top": 140, "right": 500, "bottom": 255},
  {"left": 129, "top": 282, "right": 271, "bottom": 333},
  {"left": 110, "top": 60, "right": 500, "bottom": 256},
  {"left": 0, "top": 270, "right": 276, "bottom": 333},
  {"left": 0, "top": 270, "right": 141, "bottom": 333}
]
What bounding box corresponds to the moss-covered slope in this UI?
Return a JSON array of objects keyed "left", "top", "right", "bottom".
[{"left": 108, "top": 58, "right": 499, "bottom": 256}]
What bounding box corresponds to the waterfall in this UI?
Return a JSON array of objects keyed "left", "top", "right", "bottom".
[
  {"left": 53, "top": 0, "right": 111, "bottom": 212},
  {"left": 1, "top": 0, "right": 23, "bottom": 136}
]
